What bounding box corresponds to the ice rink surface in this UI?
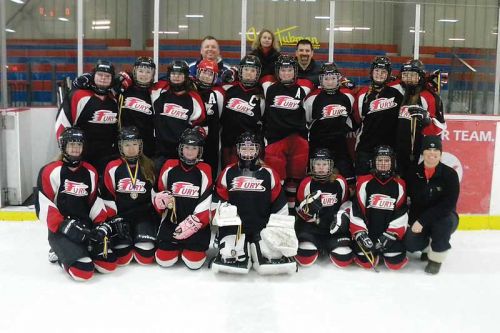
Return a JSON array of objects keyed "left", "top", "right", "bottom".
[{"left": 0, "top": 221, "right": 498, "bottom": 333}]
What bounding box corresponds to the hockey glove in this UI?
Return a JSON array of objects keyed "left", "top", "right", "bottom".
[
  {"left": 89, "top": 222, "right": 112, "bottom": 243},
  {"left": 354, "top": 231, "right": 374, "bottom": 252},
  {"left": 59, "top": 218, "right": 90, "bottom": 243},
  {"left": 375, "top": 232, "right": 397, "bottom": 252},
  {"left": 72, "top": 73, "right": 93, "bottom": 90},
  {"left": 220, "top": 68, "right": 236, "bottom": 83},
  {"left": 173, "top": 215, "right": 202, "bottom": 240},
  {"left": 107, "top": 216, "right": 131, "bottom": 241},
  {"left": 154, "top": 191, "right": 174, "bottom": 211},
  {"left": 112, "top": 71, "right": 133, "bottom": 94},
  {"left": 408, "top": 106, "right": 431, "bottom": 126},
  {"left": 297, "top": 190, "right": 323, "bottom": 222}
]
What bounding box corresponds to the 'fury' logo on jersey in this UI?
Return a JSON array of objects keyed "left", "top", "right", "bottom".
[
  {"left": 89, "top": 110, "right": 118, "bottom": 124},
  {"left": 322, "top": 104, "right": 347, "bottom": 118},
  {"left": 368, "top": 194, "right": 396, "bottom": 210},
  {"left": 321, "top": 193, "right": 338, "bottom": 207},
  {"left": 369, "top": 97, "right": 397, "bottom": 114},
  {"left": 271, "top": 95, "right": 300, "bottom": 110},
  {"left": 117, "top": 178, "right": 147, "bottom": 194},
  {"left": 171, "top": 182, "right": 200, "bottom": 198},
  {"left": 62, "top": 179, "right": 89, "bottom": 196},
  {"left": 229, "top": 176, "right": 266, "bottom": 192},
  {"left": 161, "top": 103, "right": 189, "bottom": 120},
  {"left": 226, "top": 98, "right": 255, "bottom": 116},
  {"left": 124, "top": 97, "right": 152, "bottom": 115}
]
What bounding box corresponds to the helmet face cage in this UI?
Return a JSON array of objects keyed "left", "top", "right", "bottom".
[
  {"left": 275, "top": 56, "right": 298, "bottom": 85},
  {"left": 178, "top": 128, "right": 204, "bottom": 166},
  {"left": 370, "top": 56, "right": 392, "bottom": 85},
  {"left": 118, "top": 126, "right": 143, "bottom": 162},
  {"left": 59, "top": 128, "right": 85, "bottom": 167},
  {"left": 319, "top": 63, "right": 342, "bottom": 93},
  {"left": 237, "top": 141, "right": 260, "bottom": 161},
  {"left": 371, "top": 145, "right": 396, "bottom": 180},
  {"left": 239, "top": 55, "right": 262, "bottom": 88},
  {"left": 196, "top": 60, "right": 218, "bottom": 89},
  {"left": 309, "top": 148, "right": 334, "bottom": 180},
  {"left": 133, "top": 57, "right": 156, "bottom": 88}
]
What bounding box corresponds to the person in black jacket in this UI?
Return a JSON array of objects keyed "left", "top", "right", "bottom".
[
  {"left": 250, "top": 29, "right": 281, "bottom": 78},
  {"left": 405, "top": 136, "right": 459, "bottom": 274},
  {"left": 295, "top": 39, "right": 321, "bottom": 88}
]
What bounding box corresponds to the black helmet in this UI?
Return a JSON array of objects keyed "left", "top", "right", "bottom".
[
  {"left": 371, "top": 145, "right": 396, "bottom": 181},
  {"left": 275, "top": 55, "right": 298, "bottom": 85},
  {"left": 238, "top": 55, "right": 262, "bottom": 88},
  {"left": 370, "top": 56, "right": 392, "bottom": 87},
  {"left": 178, "top": 127, "right": 204, "bottom": 166},
  {"left": 319, "top": 62, "right": 342, "bottom": 94},
  {"left": 309, "top": 148, "right": 334, "bottom": 181},
  {"left": 236, "top": 131, "right": 261, "bottom": 170},
  {"left": 133, "top": 56, "right": 156, "bottom": 88},
  {"left": 92, "top": 59, "right": 115, "bottom": 95},
  {"left": 118, "top": 126, "right": 143, "bottom": 163},
  {"left": 400, "top": 59, "right": 426, "bottom": 87},
  {"left": 58, "top": 127, "right": 85, "bottom": 167},
  {"left": 168, "top": 60, "right": 190, "bottom": 92}
]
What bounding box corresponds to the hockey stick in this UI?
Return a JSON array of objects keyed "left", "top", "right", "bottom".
[
  {"left": 410, "top": 116, "right": 418, "bottom": 162},
  {"left": 355, "top": 239, "right": 379, "bottom": 273}
]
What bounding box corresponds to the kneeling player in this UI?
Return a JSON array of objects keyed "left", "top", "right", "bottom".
[
  {"left": 350, "top": 146, "right": 408, "bottom": 270},
  {"left": 154, "top": 128, "right": 212, "bottom": 270},
  {"left": 211, "top": 132, "right": 298, "bottom": 275},
  {"left": 36, "top": 128, "right": 117, "bottom": 281},
  {"left": 295, "top": 148, "right": 353, "bottom": 267},
  {"left": 101, "top": 126, "right": 159, "bottom": 266}
]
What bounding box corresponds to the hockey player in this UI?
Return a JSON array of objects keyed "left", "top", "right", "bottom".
[
  {"left": 303, "top": 62, "right": 356, "bottom": 185},
  {"left": 151, "top": 60, "right": 206, "bottom": 171},
  {"left": 354, "top": 56, "right": 403, "bottom": 175},
  {"left": 36, "top": 127, "right": 117, "bottom": 281},
  {"left": 220, "top": 55, "right": 265, "bottom": 167},
  {"left": 101, "top": 126, "right": 159, "bottom": 266},
  {"left": 404, "top": 136, "right": 459, "bottom": 274},
  {"left": 350, "top": 145, "right": 408, "bottom": 270},
  {"left": 211, "top": 132, "right": 297, "bottom": 275},
  {"left": 261, "top": 55, "right": 314, "bottom": 213},
  {"left": 117, "top": 56, "right": 156, "bottom": 158},
  {"left": 55, "top": 60, "right": 119, "bottom": 174},
  {"left": 193, "top": 59, "right": 225, "bottom": 181},
  {"left": 395, "top": 59, "right": 446, "bottom": 179},
  {"left": 295, "top": 148, "right": 352, "bottom": 267},
  {"left": 154, "top": 128, "right": 212, "bottom": 270}
]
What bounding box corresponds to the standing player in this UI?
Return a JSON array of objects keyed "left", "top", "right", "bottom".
[
  {"left": 295, "top": 148, "right": 352, "bottom": 267},
  {"left": 354, "top": 56, "right": 403, "bottom": 176},
  {"left": 154, "top": 128, "right": 212, "bottom": 270},
  {"left": 220, "top": 55, "right": 265, "bottom": 167},
  {"left": 212, "top": 132, "right": 297, "bottom": 275},
  {"left": 101, "top": 126, "right": 159, "bottom": 266},
  {"left": 303, "top": 62, "right": 355, "bottom": 185},
  {"left": 261, "top": 55, "right": 314, "bottom": 214},
  {"left": 36, "top": 127, "right": 117, "bottom": 281},
  {"left": 55, "top": 60, "right": 119, "bottom": 174},
  {"left": 350, "top": 145, "right": 408, "bottom": 270}
]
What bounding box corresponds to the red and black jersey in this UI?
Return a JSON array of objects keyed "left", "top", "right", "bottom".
[
  {"left": 55, "top": 89, "right": 119, "bottom": 163},
  {"left": 296, "top": 175, "right": 349, "bottom": 232},
  {"left": 157, "top": 160, "right": 212, "bottom": 227},
  {"left": 151, "top": 82, "right": 206, "bottom": 157},
  {"left": 261, "top": 76, "right": 314, "bottom": 144},
  {"left": 214, "top": 164, "right": 288, "bottom": 236},
  {"left": 353, "top": 84, "right": 403, "bottom": 154},
  {"left": 350, "top": 174, "right": 408, "bottom": 241},
  {"left": 36, "top": 160, "right": 108, "bottom": 233},
  {"left": 118, "top": 86, "right": 155, "bottom": 158},
  {"left": 101, "top": 158, "right": 155, "bottom": 220},
  {"left": 220, "top": 82, "right": 265, "bottom": 148},
  {"left": 304, "top": 88, "right": 355, "bottom": 155}
]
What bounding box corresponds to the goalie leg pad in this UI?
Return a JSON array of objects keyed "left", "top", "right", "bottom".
[
  {"left": 133, "top": 241, "right": 156, "bottom": 265},
  {"left": 295, "top": 241, "right": 319, "bottom": 267},
  {"left": 181, "top": 249, "right": 207, "bottom": 270},
  {"left": 250, "top": 241, "right": 297, "bottom": 275},
  {"left": 212, "top": 234, "right": 251, "bottom": 274}
]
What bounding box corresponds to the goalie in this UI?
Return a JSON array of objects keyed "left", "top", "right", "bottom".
[
  {"left": 211, "top": 131, "right": 298, "bottom": 275},
  {"left": 295, "top": 148, "right": 353, "bottom": 267}
]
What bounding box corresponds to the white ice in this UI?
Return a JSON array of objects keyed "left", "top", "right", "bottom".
[{"left": 0, "top": 221, "right": 498, "bottom": 333}]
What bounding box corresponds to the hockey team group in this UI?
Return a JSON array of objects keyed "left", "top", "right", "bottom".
[{"left": 35, "top": 31, "right": 460, "bottom": 281}]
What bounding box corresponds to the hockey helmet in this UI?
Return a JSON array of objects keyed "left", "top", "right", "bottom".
[
  {"left": 309, "top": 148, "right": 334, "bottom": 181},
  {"left": 196, "top": 59, "right": 218, "bottom": 89},
  {"left": 400, "top": 59, "right": 426, "bottom": 87},
  {"left": 238, "top": 55, "right": 262, "bottom": 88},
  {"left": 178, "top": 127, "right": 205, "bottom": 166},
  {"left": 370, "top": 56, "right": 392, "bottom": 87},
  {"left": 133, "top": 56, "right": 156, "bottom": 88},
  {"left": 371, "top": 145, "right": 396, "bottom": 181},
  {"left": 118, "top": 126, "right": 143, "bottom": 163},
  {"left": 92, "top": 59, "right": 115, "bottom": 95},
  {"left": 319, "top": 62, "right": 342, "bottom": 94},
  {"left": 275, "top": 55, "right": 298, "bottom": 85},
  {"left": 168, "top": 60, "right": 190, "bottom": 92},
  {"left": 58, "top": 127, "right": 85, "bottom": 167}
]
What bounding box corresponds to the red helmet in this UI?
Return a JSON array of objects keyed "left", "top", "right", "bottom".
[{"left": 196, "top": 59, "right": 219, "bottom": 88}]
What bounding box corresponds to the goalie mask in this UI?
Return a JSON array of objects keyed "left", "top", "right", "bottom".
[
  {"left": 168, "top": 60, "right": 190, "bottom": 92},
  {"left": 59, "top": 127, "right": 85, "bottom": 167},
  {"left": 133, "top": 56, "right": 156, "bottom": 88},
  {"left": 238, "top": 55, "right": 261, "bottom": 88},
  {"left": 196, "top": 59, "right": 218, "bottom": 89},
  {"left": 178, "top": 127, "right": 204, "bottom": 166},
  {"left": 309, "top": 148, "right": 334, "bottom": 181},
  {"left": 118, "top": 126, "right": 143, "bottom": 163},
  {"left": 400, "top": 59, "right": 425, "bottom": 89},
  {"left": 370, "top": 56, "right": 392, "bottom": 88},
  {"left": 371, "top": 145, "right": 396, "bottom": 181},
  {"left": 92, "top": 59, "right": 115, "bottom": 95},
  {"left": 319, "top": 62, "right": 342, "bottom": 94},
  {"left": 236, "top": 131, "right": 261, "bottom": 170},
  {"left": 275, "top": 55, "right": 298, "bottom": 86}
]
